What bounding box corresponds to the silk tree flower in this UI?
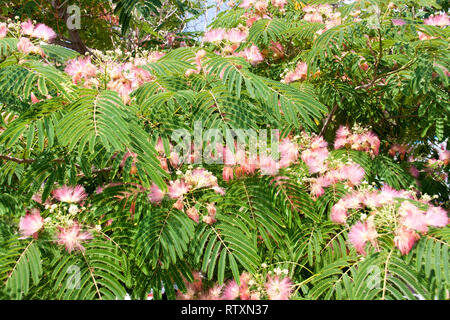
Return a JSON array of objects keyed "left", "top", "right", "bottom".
[
  {"left": 148, "top": 183, "right": 165, "bottom": 204},
  {"left": 186, "top": 207, "right": 200, "bottom": 223},
  {"left": 168, "top": 179, "right": 189, "bottom": 199},
  {"left": 330, "top": 201, "right": 348, "bottom": 224},
  {"left": 394, "top": 226, "right": 419, "bottom": 255},
  {"left": 226, "top": 28, "right": 248, "bottom": 43},
  {"left": 265, "top": 275, "right": 292, "bottom": 300},
  {"left": 398, "top": 201, "right": 428, "bottom": 233},
  {"left": 340, "top": 164, "right": 365, "bottom": 185},
  {"left": 259, "top": 156, "right": 279, "bottom": 176},
  {"left": 222, "top": 280, "right": 240, "bottom": 300},
  {"left": 0, "top": 23, "right": 8, "bottom": 38},
  {"left": 31, "top": 23, "right": 56, "bottom": 41},
  {"left": 392, "top": 19, "right": 406, "bottom": 26},
  {"left": 424, "top": 206, "right": 448, "bottom": 227},
  {"left": 348, "top": 219, "right": 378, "bottom": 255},
  {"left": 271, "top": 0, "right": 287, "bottom": 10},
  {"left": 203, "top": 28, "right": 226, "bottom": 43},
  {"left": 65, "top": 56, "right": 98, "bottom": 85},
  {"left": 52, "top": 185, "right": 87, "bottom": 204},
  {"left": 57, "top": 222, "right": 93, "bottom": 253},
  {"left": 223, "top": 166, "right": 234, "bottom": 182},
  {"left": 424, "top": 13, "right": 449, "bottom": 26},
  {"left": 19, "top": 209, "right": 44, "bottom": 239},
  {"left": 17, "top": 37, "right": 43, "bottom": 56},
  {"left": 20, "top": 20, "right": 34, "bottom": 35},
  {"left": 282, "top": 62, "right": 308, "bottom": 83},
  {"left": 241, "top": 45, "right": 264, "bottom": 66}
]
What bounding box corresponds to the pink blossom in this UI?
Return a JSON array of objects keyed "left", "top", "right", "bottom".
[
  {"left": 265, "top": 275, "right": 292, "bottom": 300},
  {"left": 398, "top": 201, "right": 427, "bottom": 233},
  {"left": 149, "top": 183, "right": 165, "bottom": 203},
  {"left": 30, "top": 92, "right": 40, "bottom": 104},
  {"left": 424, "top": 14, "right": 449, "bottom": 27},
  {"left": 203, "top": 28, "right": 226, "bottom": 43},
  {"left": 259, "top": 156, "right": 279, "bottom": 175},
  {"left": 254, "top": 1, "right": 268, "bottom": 13},
  {"left": 19, "top": 209, "right": 44, "bottom": 239},
  {"left": 271, "top": 0, "right": 287, "bottom": 9},
  {"left": 57, "top": 222, "right": 93, "bottom": 253},
  {"left": 241, "top": 45, "right": 264, "bottom": 66},
  {"left": 222, "top": 280, "right": 240, "bottom": 300},
  {"left": 0, "top": 23, "right": 8, "bottom": 38},
  {"left": 425, "top": 207, "right": 448, "bottom": 228},
  {"left": 439, "top": 150, "right": 450, "bottom": 162},
  {"left": 186, "top": 207, "right": 200, "bottom": 223},
  {"left": 417, "top": 31, "right": 436, "bottom": 40},
  {"left": 168, "top": 179, "right": 189, "bottom": 199},
  {"left": 340, "top": 164, "right": 365, "bottom": 185},
  {"left": 336, "top": 125, "right": 350, "bottom": 139},
  {"left": 348, "top": 220, "right": 378, "bottom": 255},
  {"left": 282, "top": 61, "right": 308, "bottom": 83},
  {"left": 330, "top": 202, "right": 348, "bottom": 224},
  {"left": 223, "top": 166, "right": 234, "bottom": 182},
  {"left": 52, "top": 185, "right": 87, "bottom": 203},
  {"left": 394, "top": 226, "right": 419, "bottom": 255},
  {"left": 207, "top": 202, "right": 217, "bottom": 217},
  {"left": 392, "top": 19, "right": 406, "bottom": 26},
  {"left": 303, "top": 12, "right": 323, "bottom": 23},
  {"left": 32, "top": 23, "right": 56, "bottom": 41},
  {"left": 20, "top": 20, "right": 34, "bottom": 35},
  {"left": 17, "top": 37, "right": 43, "bottom": 56},
  {"left": 65, "top": 56, "right": 97, "bottom": 85},
  {"left": 173, "top": 198, "right": 184, "bottom": 211},
  {"left": 226, "top": 28, "right": 248, "bottom": 43}
]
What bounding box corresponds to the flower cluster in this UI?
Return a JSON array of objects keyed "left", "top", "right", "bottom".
[
  {"left": 176, "top": 269, "right": 292, "bottom": 300},
  {"left": 1, "top": 20, "right": 56, "bottom": 57},
  {"left": 64, "top": 50, "right": 164, "bottom": 104},
  {"left": 302, "top": 4, "right": 342, "bottom": 36},
  {"left": 20, "top": 185, "right": 94, "bottom": 253},
  {"left": 334, "top": 125, "right": 380, "bottom": 157},
  {"left": 330, "top": 185, "right": 449, "bottom": 255}
]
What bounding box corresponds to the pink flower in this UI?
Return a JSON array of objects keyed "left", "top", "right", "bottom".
[
  {"left": 331, "top": 202, "right": 348, "bottom": 224},
  {"left": 65, "top": 56, "right": 97, "bottom": 85},
  {"left": 0, "top": 23, "right": 8, "bottom": 38},
  {"left": 222, "top": 280, "right": 240, "bottom": 300},
  {"left": 30, "top": 92, "right": 41, "bottom": 104},
  {"left": 394, "top": 226, "right": 419, "bottom": 255},
  {"left": 241, "top": 45, "right": 264, "bottom": 66},
  {"left": 336, "top": 125, "right": 350, "bottom": 139},
  {"left": 265, "top": 275, "right": 292, "bottom": 300},
  {"left": 226, "top": 28, "right": 248, "bottom": 43},
  {"left": 259, "top": 156, "right": 279, "bottom": 175},
  {"left": 173, "top": 198, "right": 184, "bottom": 211},
  {"left": 341, "top": 164, "right": 365, "bottom": 185},
  {"left": 271, "top": 0, "right": 287, "bottom": 9},
  {"left": 186, "top": 207, "right": 200, "bottom": 223},
  {"left": 398, "top": 201, "right": 427, "bottom": 233},
  {"left": 149, "top": 183, "right": 165, "bottom": 203},
  {"left": 19, "top": 209, "right": 44, "bottom": 239},
  {"left": 17, "top": 37, "right": 43, "bottom": 56},
  {"left": 203, "top": 28, "right": 226, "bottom": 43},
  {"left": 20, "top": 20, "right": 34, "bottom": 35},
  {"left": 282, "top": 62, "right": 308, "bottom": 83},
  {"left": 417, "top": 31, "right": 436, "bottom": 40},
  {"left": 424, "top": 14, "right": 449, "bottom": 27},
  {"left": 303, "top": 12, "right": 323, "bottom": 23},
  {"left": 425, "top": 207, "right": 448, "bottom": 228},
  {"left": 168, "top": 179, "right": 189, "bottom": 199},
  {"left": 223, "top": 166, "right": 234, "bottom": 182},
  {"left": 32, "top": 23, "right": 56, "bottom": 41},
  {"left": 207, "top": 202, "right": 217, "bottom": 217},
  {"left": 52, "top": 185, "right": 87, "bottom": 203},
  {"left": 392, "top": 19, "right": 406, "bottom": 26},
  {"left": 348, "top": 220, "right": 378, "bottom": 255},
  {"left": 57, "top": 222, "right": 93, "bottom": 253}
]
